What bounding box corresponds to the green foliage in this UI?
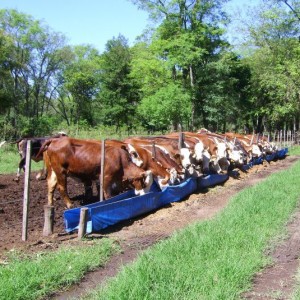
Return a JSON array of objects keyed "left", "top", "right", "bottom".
[
  {"left": 63, "top": 45, "right": 101, "bottom": 126},
  {"left": 1, "top": 1, "right": 300, "bottom": 139},
  {"left": 241, "top": 1, "right": 300, "bottom": 131},
  {"left": 97, "top": 35, "right": 139, "bottom": 131},
  {"left": 138, "top": 83, "right": 192, "bottom": 130}
]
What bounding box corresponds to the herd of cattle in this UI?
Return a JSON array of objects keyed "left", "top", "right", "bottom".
[{"left": 14, "top": 129, "right": 279, "bottom": 209}]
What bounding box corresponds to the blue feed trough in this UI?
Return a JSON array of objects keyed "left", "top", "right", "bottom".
[
  {"left": 64, "top": 174, "right": 229, "bottom": 233},
  {"left": 64, "top": 148, "right": 288, "bottom": 234}
]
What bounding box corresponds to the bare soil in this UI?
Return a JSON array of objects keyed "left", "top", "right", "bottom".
[{"left": 1, "top": 156, "right": 300, "bottom": 300}]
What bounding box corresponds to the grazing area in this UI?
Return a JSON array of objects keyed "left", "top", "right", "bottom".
[{"left": 83, "top": 156, "right": 300, "bottom": 299}]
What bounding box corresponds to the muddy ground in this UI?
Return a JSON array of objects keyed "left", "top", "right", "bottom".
[{"left": 1, "top": 156, "right": 300, "bottom": 299}]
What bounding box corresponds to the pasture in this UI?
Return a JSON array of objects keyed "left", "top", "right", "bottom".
[{"left": 0, "top": 145, "right": 300, "bottom": 299}]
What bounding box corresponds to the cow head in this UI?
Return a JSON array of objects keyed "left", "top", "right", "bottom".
[
  {"left": 194, "top": 141, "right": 205, "bottom": 162},
  {"left": 180, "top": 148, "right": 195, "bottom": 169},
  {"left": 227, "top": 145, "right": 245, "bottom": 166},
  {"left": 251, "top": 144, "right": 262, "bottom": 158},
  {"left": 127, "top": 144, "right": 144, "bottom": 167},
  {"left": 129, "top": 170, "right": 153, "bottom": 196},
  {"left": 209, "top": 159, "right": 222, "bottom": 174},
  {"left": 216, "top": 142, "right": 227, "bottom": 161}
]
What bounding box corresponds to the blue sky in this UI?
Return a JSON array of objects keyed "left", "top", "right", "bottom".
[
  {"left": 0, "top": 0, "right": 150, "bottom": 52},
  {"left": 0, "top": 0, "right": 259, "bottom": 53}
]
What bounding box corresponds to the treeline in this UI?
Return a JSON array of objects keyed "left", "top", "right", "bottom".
[{"left": 1, "top": 0, "right": 300, "bottom": 140}]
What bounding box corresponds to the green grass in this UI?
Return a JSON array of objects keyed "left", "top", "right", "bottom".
[
  {"left": 287, "top": 145, "right": 300, "bottom": 156},
  {"left": 0, "top": 144, "right": 43, "bottom": 174},
  {"left": 85, "top": 159, "right": 300, "bottom": 300},
  {"left": 292, "top": 272, "right": 300, "bottom": 300},
  {"left": 0, "top": 238, "right": 119, "bottom": 300}
]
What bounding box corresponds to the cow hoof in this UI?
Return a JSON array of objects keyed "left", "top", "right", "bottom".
[{"left": 36, "top": 174, "right": 46, "bottom": 181}]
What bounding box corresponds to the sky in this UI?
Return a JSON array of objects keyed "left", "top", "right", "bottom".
[
  {"left": 0, "top": 0, "right": 150, "bottom": 53},
  {"left": 0, "top": 0, "right": 260, "bottom": 53}
]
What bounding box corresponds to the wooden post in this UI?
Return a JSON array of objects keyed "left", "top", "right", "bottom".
[
  {"left": 43, "top": 205, "right": 54, "bottom": 236},
  {"left": 178, "top": 132, "right": 184, "bottom": 150},
  {"left": 280, "top": 130, "right": 283, "bottom": 149},
  {"left": 99, "top": 139, "right": 105, "bottom": 202},
  {"left": 78, "top": 207, "right": 88, "bottom": 239},
  {"left": 22, "top": 140, "right": 31, "bottom": 241},
  {"left": 152, "top": 141, "right": 156, "bottom": 159}
]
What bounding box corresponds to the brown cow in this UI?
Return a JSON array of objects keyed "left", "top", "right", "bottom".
[
  {"left": 224, "top": 133, "right": 262, "bottom": 160},
  {"left": 107, "top": 140, "right": 182, "bottom": 188},
  {"left": 124, "top": 137, "right": 197, "bottom": 173},
  {"left": 39, "top": 137, "right": 153, "bottom": 208}
]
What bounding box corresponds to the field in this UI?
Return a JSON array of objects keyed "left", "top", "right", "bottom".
[{"left": 1, "top": 150, "right": 300, "bottom": 298}]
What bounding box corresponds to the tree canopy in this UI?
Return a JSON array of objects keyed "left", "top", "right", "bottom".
[{"left": 1, "top": 1, "right": 300, "bottom": 139}]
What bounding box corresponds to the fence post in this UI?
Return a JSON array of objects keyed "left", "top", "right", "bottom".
[
  {"left": 152, "top": 141, "right": 156, "bottom": 159},
  {"left": 78, "top": 207, "right": 88, "bottom": 239},
  {"left": 22, "top": 140, "right": 31, "bottom": 241},
  {"left": 43, "top": 205, "right": 55, "bottom": 236},
  {"left": 178, "top": 132, "right": 185, "bottom": 150},
  {"left": 99, "top": 139, "right": 105, "bottom": 202}
]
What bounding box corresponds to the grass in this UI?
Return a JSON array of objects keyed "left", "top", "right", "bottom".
[
  {"left": 0, "top": 238, "right": 119, "bottom": 300},
  {"left": 84, "top": 157, "right": 300, "bottom": 299},
  {"left": 287, "top": 145, "right": 300, "bottom": 156},
  {"left": 0, "top": 144, "right": 43, "bottom": 175}
]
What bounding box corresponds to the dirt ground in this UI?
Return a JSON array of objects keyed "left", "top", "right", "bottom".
[{"left": 1, "top": 155, "right": 300, "bottom": 299}]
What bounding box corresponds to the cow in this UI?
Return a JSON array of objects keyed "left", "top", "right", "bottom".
[
  {"left": 123, "top": 136, "right": 200, "bottom": 178},
  {"left": 164, "top": 132, "right": 229, "bottom": 174},
  {"left": 110, "top": 140, "right": 184, "bottom": 188},
  {"left": 38, "top": 137, "right": 153, "bottom": 209},
  {"left": 224, "top": 133, "right": 263, "bottom": 161},
  {"left": 245, "top": 134, "right": 277, "bottom": 156},
  {"left": 13, "top": 132, "right": 67, "bottom": 182}
]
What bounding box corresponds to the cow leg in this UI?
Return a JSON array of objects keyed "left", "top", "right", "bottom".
[
  {"left": 47, "top": 169, "right": 57, "bottom": 206},
  {"left": 82, "top": 179, "right": 93, "bottom": 205},
  {"left": 15, "top": 167, "right": 21, "bottom": 182},
  {"left": 56, "top": 175, "right": 73, "bottom": 209},
  {"left": 103, "top": 177, "right": 113, "bottom": 200},
  {"left": 36, "top": 163, "right": 47, "bottom": 181},
  {"left": 14, "top": 158, "right": 25, "bottom": 182}
]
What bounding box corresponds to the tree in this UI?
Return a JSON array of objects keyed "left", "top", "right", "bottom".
[
  {"left": 97, "top": 35, "right": 139, "bottom": 132},
  {"left": 138, "top": 82, "right": 192, "bottom": 131},
  {"left": 63, "top": 45, "right": 101, "bottom": 126},
  {"left": 0, "top": 9, "right": 69, "bottom": 136},
  {"left": 130, "top": 0, "right": 251, "bottom": 132},
  {"left": 241, "top": 0, "right": 300, "bottom": 131}
]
